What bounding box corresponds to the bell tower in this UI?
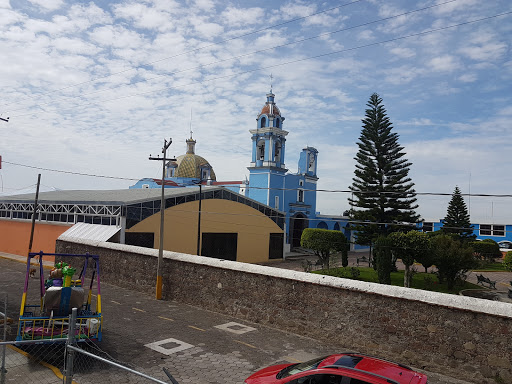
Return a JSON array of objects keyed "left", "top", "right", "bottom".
[{"left": 247, "top": 89, "right": 288, "bottom": 209}]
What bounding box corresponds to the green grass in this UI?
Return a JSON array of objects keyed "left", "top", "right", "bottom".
[
  {"left": 473, "top": 262, "right": 507, "bottom": 272},
  {"left": 313, "top": 267, "right": 480, "bottom": 294}
]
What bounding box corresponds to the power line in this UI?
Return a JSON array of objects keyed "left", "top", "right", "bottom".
[
  {"left": 2, "top": 160, "right": 139, "bottom": 181},
  {"left": 5, "top": 0, "right": 460, "bottom": 113},
  {"left": 11, "top": 9, "right": 511, "bottom": 119},
  {"left": 0, "top": 0, "right": 364, "bottom": 110},
  {"left": 4, "top": 159, "right": 512, "bottom": 199}
]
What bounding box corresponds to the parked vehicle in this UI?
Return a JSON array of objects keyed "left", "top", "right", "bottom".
[
  {"left": 498, "top": 240, "right": 512, "bottom": 250},
  {"left": 244, "top": 353, "right": 428, "bottom": 384}
]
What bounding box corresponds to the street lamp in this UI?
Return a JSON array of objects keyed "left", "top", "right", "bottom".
[{"left": 149, "top": 138, "right": 175, "bottom": 300}]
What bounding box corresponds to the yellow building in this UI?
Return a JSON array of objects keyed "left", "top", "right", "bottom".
[{"left": 0, "top": 187, "right": 285, "bottom": 263}]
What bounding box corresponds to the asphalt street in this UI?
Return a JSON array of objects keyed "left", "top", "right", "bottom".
[{"left": 0, "top": 256, "right": 476, "bottom": 384}]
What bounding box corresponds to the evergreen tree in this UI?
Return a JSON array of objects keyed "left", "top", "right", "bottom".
[
  {"left": 349, "top": 93, "right": 419, "bottom": 245},
  {"left": 441, "top": 186, "right": 475, "bottom": 239}
]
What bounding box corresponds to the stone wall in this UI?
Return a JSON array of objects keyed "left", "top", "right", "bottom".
[{"left": 56, "top": 237, "right": 512, "bottom": 383}]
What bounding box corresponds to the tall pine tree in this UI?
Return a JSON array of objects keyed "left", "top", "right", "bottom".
[
  {"left": 349, "top": 93, "right": 419, "bottom": 245},
  {"left": 441, "top": 186, "right": 474, "bottom": 239}
]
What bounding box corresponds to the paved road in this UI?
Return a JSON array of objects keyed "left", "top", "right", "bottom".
[{"left": 0, "top": 256, "right": 476, "bottom": 384}]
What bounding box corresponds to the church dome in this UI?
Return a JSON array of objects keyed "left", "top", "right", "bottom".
[
  {"left": 259, "top": 103, "right": 281, "bottom": 117},
  {"left": 175, "top": 154, "right": 216, "bottom": 180}
]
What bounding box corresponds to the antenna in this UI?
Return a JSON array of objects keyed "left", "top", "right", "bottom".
[{"left": 189, "top": 108, "right": 193, "bottom": 139}]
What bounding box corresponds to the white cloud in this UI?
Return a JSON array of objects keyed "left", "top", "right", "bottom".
[
  {"left": 221, "top": 6, "right": 265, "bottom": 27},
  {"left": 28, "top": 0, "right": 64, "bottom": 12},
  {"left": 113, "top": 2, "right": 173, "bottom": 31},
  {"left": 280, "top": 2, "right": 316, "bottom": 19},
  {"left": 192, "top": 19, "right": 224, "bottom": 40},
  {"left": 357, "top": 29, "right": 374, "bottom": 41},
  {"left": 390, "top": 46, "right": 415, "bottom": 59},
  {"left": 458, "top": 73, "right": 477, "bottom": 83},
  {"left": 428, "top": 55, "right": 460, "bottom": 72},
  {"left": 432, "top": 0, "right": 479, "bottom": 16}
]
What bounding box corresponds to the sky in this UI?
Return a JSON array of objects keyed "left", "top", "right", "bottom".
[{"left": 0, "top": 0, "right": 511, "bottom": 224}]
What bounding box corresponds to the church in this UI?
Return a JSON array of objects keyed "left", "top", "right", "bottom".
[{"left": 130, "top": 89, "right": 351, "bottom": 253}]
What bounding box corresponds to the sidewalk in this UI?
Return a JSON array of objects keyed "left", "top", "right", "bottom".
[{"left": 1, "top": 344, "right": 63, "bottom": 384}]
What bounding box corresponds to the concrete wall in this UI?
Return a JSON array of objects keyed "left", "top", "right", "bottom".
[
  {"left": 56, "top": 238, "right": 512, "bottom": 383},
  {"left": 0, "top": 219, "right": 71, "bottom": 256}
]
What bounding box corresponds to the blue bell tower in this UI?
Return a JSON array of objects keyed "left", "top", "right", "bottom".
[{"left": 247, "top": 90, "right": 288, "bottom": 210}]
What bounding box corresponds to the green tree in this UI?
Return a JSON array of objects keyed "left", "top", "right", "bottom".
[
  {"left": 441, "top": 186, "right": 475, "bottom": 240},
  {"left": 374, "top": 236, "right": 393, "bottom": 284},
  {"left": 300, "top": 228, "right": 348, "bottom": 269},
  {"left": 504, "top": 251, "right": 512, "bottom": 272},
  {"left": 431, "top": 235, "right": 478, "bottom": 290},
  {"left": 349, "top": 93, "right": 419, "bottom": 245},
  {"left": 389, "top": 231, "right": 430, "bottom": 287}
]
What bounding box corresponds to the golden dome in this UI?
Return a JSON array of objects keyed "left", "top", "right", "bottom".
[{"left": 175, "top": 154, "right": 216, "bottom": 180}]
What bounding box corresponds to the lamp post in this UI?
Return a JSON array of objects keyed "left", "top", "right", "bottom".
[{"left": 149, "top": 138, "right": 174, "bottom": 300}]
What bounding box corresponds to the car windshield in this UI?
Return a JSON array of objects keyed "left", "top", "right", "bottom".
[{"left": 276, "top": 356, "right": 327, "bottom": 379}]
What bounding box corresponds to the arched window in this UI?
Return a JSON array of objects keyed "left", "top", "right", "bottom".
[
  {"left": 317, "top": 221, "right": 328, "bottom": 229},
  {"left": 334, "top": 222, "right": 341, "bottom": 231},
  {"left": 276, "top": 118, "right": 280, "bottom": 128},
  {"left": 274, "top": 141, "right": 281, "bottom": 163},
  {"left": 257, "top": 140, "right": 265, "bottom": 160},
  {"left": 260, "top": 116, "right": 266, "bottom": 128}
]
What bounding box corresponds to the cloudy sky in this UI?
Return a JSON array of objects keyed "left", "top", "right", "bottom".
[{"left": 0, "top": 0, "right": 511, "bottom": 224}]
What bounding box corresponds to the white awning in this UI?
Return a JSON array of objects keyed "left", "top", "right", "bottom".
[{"left": 58, "top": 223, "right": 120, "bottom": 242}]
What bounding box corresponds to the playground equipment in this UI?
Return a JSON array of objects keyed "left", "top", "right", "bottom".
[{"left": 17, "top": 252, "right": 102, "bottom": 342}]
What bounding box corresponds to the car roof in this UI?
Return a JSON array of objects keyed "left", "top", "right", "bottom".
[{"left": 318, "top": 353, "right": 424, "bottom": 383}]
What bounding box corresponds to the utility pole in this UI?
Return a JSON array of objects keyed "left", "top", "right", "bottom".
[
  {"left": 196, "top": 183, "right": 202, "bottom": 256},
  {"left": 28, "top": 174, "right": 41, "bottom": 255},
  {"left": 149, "top": 139, "right": 174, "bottom": 300}
]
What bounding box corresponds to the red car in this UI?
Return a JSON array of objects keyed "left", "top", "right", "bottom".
[{"left": 244, "top": 353, "right": 428, "bottom": 384}]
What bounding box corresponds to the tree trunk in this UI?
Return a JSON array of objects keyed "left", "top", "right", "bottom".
[{"left": 404, "top": 265, "right": 411, "bottom": 288}]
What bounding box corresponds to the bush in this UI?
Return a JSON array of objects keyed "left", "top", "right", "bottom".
[
  {"left": 470, "top": 240, "right": 501, "bottom": 262},
  {"left": 433, "top": 235, "right": 478, "bottom": 290},
  {"left": 504, "top": 251, "right": 512, "bottom": 272},
  {"left": 301, "top": 228, "right": 348, "bottom": 269}
]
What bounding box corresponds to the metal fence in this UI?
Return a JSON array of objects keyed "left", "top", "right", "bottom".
[{"left": 1, "top": 295, "right": 177, "bottom": 384}]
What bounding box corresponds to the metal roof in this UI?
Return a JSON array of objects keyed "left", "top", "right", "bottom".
[
  {"left": 0, "top": 186, "right": 224, "bottom": 205},
  {"left": 59, "top": 223, "right": 120, "bottom": 242}
]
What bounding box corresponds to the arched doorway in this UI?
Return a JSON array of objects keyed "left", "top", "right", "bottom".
[{"left": 290, "top": 213, "right": 308, "bottom": 249}]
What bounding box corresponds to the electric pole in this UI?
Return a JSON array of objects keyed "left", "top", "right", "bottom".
[{"left": 149, "top": 138, "right": 174, "bottom": 300}]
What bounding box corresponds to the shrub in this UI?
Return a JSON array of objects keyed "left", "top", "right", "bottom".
[
  {"left": 470, "top": 240, "right": 501, "bottom": 262},
  {"left": 374, "top": 236, "right": 393, "bottom": 285},
  {"left": 504, "top": 251, "right": 512, "bottom": 272},
  {"left": 433, "top": 235, "right": 478, "bottom": 290}
]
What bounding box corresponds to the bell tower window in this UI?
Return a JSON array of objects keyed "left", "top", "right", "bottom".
[
  {"left": 274, "top": 141, "right": 281, "bottom": 163},
  {"left": 257, "top": 140, "right": 265, "bottom": 160},
  {"left": 260, "top": 116, "right": 266, "bottom": 128},
  {"left": 276, "top": 118, "right": 280, "bottom": 128}
]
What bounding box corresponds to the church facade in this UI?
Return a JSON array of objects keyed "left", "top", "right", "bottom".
[{"left": 130, "top": 90, "right": 351, "bottom": 253}]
